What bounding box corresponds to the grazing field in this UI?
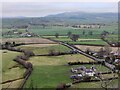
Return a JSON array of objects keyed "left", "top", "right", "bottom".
[
  {"left": 1, "top": 50, "right": 25, "bottom": 88},
  {"left": 29, "top": 24, "right": 117, "bottom": 36},
  {"left": 71, "top": 79, "right": 118, "bottom": 88},
  {"left": 75, "top": 45, "right": 119, "bottom": 52},
  {"left": 43, "top": 36, "right": 108, "bottom": 45},
  {"left": 16, "top": 44, "right": 71, "bottom": 55},
  {"left": 2, "top": 79, "right": 24, "bottom": 88},
  {"left": 27, "top": 54, "right": 95, "bottom": 66},
  {"left": 1, "top": 38, "right": 56, "bottom": 44},
  {"left": 105, "top": 34, "right": 119, "bottom": 43},
  {"left": 24, "top": 54, "right": 111, "bottom": 88},
  {"left": 2, "top": 28, "right": 27, "bottom": 38},
  {"left": 66, "top": 40, "right": 107, "bottom": 45}
]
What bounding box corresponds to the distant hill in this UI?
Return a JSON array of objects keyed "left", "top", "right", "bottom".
[
  {"left": 2, "top": 12, "right": 117, "bottom": 27},
  {"left": 43, "top": 12, "right": 117, "bottom": 24}
]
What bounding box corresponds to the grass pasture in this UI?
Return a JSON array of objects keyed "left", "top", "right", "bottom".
[
  {"left": 2, "top": 28, "right": 27, "bottom": 38},
  {"left": 24, "top": 53, "right": 112, "bottom": 88},
  {"left": 29, "top": 24, "right": 117, "bottom": 36},
  {"left": 43, "top": 36, "right": 108, "bottom": 45},
  {"left": 1, "top": 23, "right": 118, "bottom": 88},
  {"left": 105, "top": 34, "right": 119, "bottom": 43},
  {"left": 71, "top": 79, "right": 118, "bottom": 88},
  {"left": 2, "top": 79, "right": 24, "bottom": 89},
  {"left": 1, "top": 50, "right": 25, "bottom": 88},
  {"left": 16, "top": 44, "right": 72, "bottom": 55},
  {"left": 28, "top": 54, "right": 95, "bottom": 66}
]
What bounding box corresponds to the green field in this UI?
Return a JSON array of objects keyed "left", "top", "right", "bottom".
[
  {"left": 29, "top": 24, "right": 117, "bottom": 36},
  {"left": 3, "top": 24, "right": 117, "bottom": 37},
  {"left": 71, "top": 79, "right": 118, "bottom": 88},
  {"left": 24, "top": 54, "right": 112, "bottom": 88},
  {"left": 1, "top": 50, "right": 25, "bottom": 87},
  {"left": 105, "top": 34, "right": 119, "bottom": 43},
  {"left": 16, "top": 44, "right": 72, "bottom": 55},
  {"left": 28, "top": 54, "right": 95, "bottom": 66},
  {"left": 43, "top": 36, "right": 108, "bottom": 45},
  {"left": 2, "top": 28, "right": 27, "bottom": 38},
  {"left": 2, "top": 18, "right": 119, "bottom": 89}
]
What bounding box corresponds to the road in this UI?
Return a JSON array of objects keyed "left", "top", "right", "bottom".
[
  {"left": 44, "top": 38, "right": 116, "bottom": 71},
  {"left": 58, "top": 41, "right": 116, "bottom": 71}
]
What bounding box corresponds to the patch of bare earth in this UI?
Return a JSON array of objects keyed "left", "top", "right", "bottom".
[
  {"left": 1, "top": 38, "right": 56, "bottom": 44},
  {"left": 20, "top": 44, "right": 58, "bottom": 48},
  {"left": 75, "top": 45, "right": 119, "bottom": 52}
]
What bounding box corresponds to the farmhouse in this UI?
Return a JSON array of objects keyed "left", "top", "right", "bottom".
[
  {"left": 83, "top": 69, "right": 95, "bottom": 77},
  {"left": 110, "top": 51, "right": 120, "bottom": 59},
  {"left": 70, "top": 66, "right": 97, "bottom": 80},
  {"left": 20, "top": 32, "right": 32, "bottom": 37}
]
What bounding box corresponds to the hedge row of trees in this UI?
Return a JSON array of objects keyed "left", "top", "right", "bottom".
[
  {"left": 68, "top": 61, "right": 102, "bottom": 65},
  {"left": 55, "top": 31, "right": 94, "bottom": 42},
  {"left": 0, "top": 42, "right": 26, "bottom": 50},
  {"left": 48, "top": 49, "right": 76, "bottom": 56},
  {"left": 2, "top": 43, "right": 34, "bottom": 88}
]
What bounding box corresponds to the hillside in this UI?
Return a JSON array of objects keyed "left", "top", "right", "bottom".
[{"left": 2, "top": 12, "right": 117, "bottom": 27}]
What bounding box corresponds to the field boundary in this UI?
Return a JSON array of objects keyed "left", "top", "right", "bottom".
[{"left": 1, "top": 45, "right": 34, "bottom": 89}]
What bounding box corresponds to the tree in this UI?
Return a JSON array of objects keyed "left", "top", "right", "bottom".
[
  {"left": 13, "top": 42, "right": 15, "bottom": 45},
  {"left": 82, "top": 30, "right": 85, "bottom": 35},
  {"left": 67, "top": 31, "right": 72, "bottom": 38},
  {"left": 88, "top": 31, "right": 93, "bottom": 36},
  {"left": 97, "top": 48, "right": 104, "bottom": 58},
  {"left": 49, "top": 49, "right": 59, "bottom": 56},
  {"left": 24, "top": 50, "right": 35, "bottom": 57},
  {"left": 70, "top": 34, "right": 79, "bottom": 42},
  {"left": 41, "top": 24, "right": 46, "bottom": 29},
  {"left": 56, "top": 83, "right": 67, "bottom": 90},
  {"left": 85, "top": 48, "right": 90, "bottom": 54},
  {"left": 55, "top": 33, "right": 59, "bottom": 38},
  {"left": 105, "top": 56, "right": 111, "bottom": 63},
  {"left": 5, "top": 42, "right": 11, "bottom": 48},
  {"left": 101, "top": 31, "right": 109, "bottom": 36}
]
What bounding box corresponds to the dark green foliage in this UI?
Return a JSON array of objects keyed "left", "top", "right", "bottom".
[
  {"left": 55, "top": 33, "right": 59, "bottom": 38},
  {"left": 70, "top": 34, "right": 79, "bottom": 42}
]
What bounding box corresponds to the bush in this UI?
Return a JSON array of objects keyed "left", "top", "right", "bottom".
[
  {"left": 56, "top": 83, "right": 67, "bottom": 90},
  {"left": 48, "top": 49, "right": 60, "bottom": 56},
  {"left": 26, "top": 62, "right": 33, "bottom": 69},
  {"left": 23, "top": 50, "right": 35, "bottom": 57},
  {"left": 17, "top": 55, "right": 29, "bottom": 60}
]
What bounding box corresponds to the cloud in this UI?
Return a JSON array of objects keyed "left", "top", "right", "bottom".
[{"left": 2, "top": 2, "right": 118, "bottom": 17}]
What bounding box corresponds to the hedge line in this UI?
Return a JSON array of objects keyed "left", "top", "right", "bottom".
[
  {"left": 68, "top": 61, "right": 103, "bottom": 65},
  {"left": 2, "top": 45, "right": 34, "bottom": 89}
]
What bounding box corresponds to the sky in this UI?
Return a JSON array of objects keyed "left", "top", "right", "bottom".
[{"left": 1, "top": 0, "right": 119, "bottom": 17}]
